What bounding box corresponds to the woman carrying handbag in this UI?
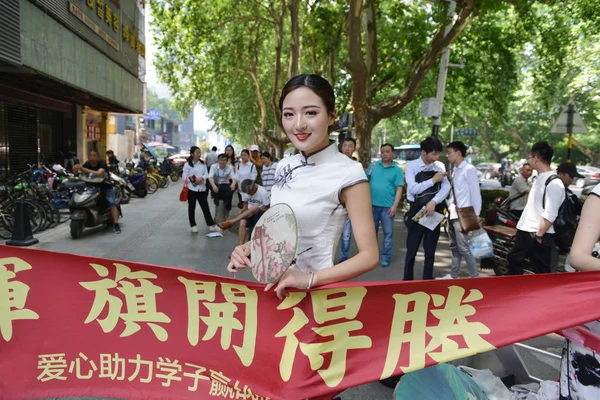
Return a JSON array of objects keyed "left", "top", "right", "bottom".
[{"left": 182, "top": 146, "right": 222, "bottom": 234}]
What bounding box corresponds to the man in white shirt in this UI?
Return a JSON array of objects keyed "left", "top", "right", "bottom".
[
  {"left": 205, "top": 146, "right": 218, "bottom": 172},
  {"left": 440, "top": 141, "right": 481, "bottom": 279},
  {"left": 260, "top": 151, "right": 278, "bottom": 196},
  {"left": 507, "top": 142, "right": 566, "bottom": 274},
  {"left": 403, "top": 137, "right": 450, "bottom": 280},
  {"left": 219, "top": 179, "right": 270, "bottom": 245},
  {"left": 507, "top": 163, "right": 533, "bottom": 219}
]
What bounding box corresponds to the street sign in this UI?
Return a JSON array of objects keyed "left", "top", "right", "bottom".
[
  {"left": 146, "top": 109, "right": 161, "bottom": 120},
  {"left": 420, "top": 98, "right": 440, "bottom": 118},
  {"left": 551, "top": 99, "right": 588, "bottom": 134},
  {"left": 456, "top": 128, "right": 478, "bottom": 137}
]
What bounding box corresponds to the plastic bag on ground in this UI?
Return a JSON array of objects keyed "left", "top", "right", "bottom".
[
  {"left": 395, "top": 363, "right": 489, "bottom": 400},
  {"left": 458, "top": 366, "right": 512, "bottom": 400},
  {"left": 469, "top": 229, "right": 494, "bottom": 260}
]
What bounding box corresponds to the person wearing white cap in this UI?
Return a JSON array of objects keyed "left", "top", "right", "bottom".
[{"left": 249, "top": 144, "right": 263, "bottom": 169}]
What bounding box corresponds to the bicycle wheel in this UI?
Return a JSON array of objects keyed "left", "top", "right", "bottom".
[
  {"left": 0, "top": 214, "right": 12, "bottom": 239},
  {"left": 170, "top": 172, "right": 180, "bottom": 182},
  {"left": 146, "top": 176, "right": 159, "bottom": 194},
  {"left": 47, "top": 204, "right": 61, "bottom": 229},
  {"left": 157, "top": 174, "right": 168, "bottom": 188},
  {"left": 4, "top": 200, "right": 46, "bottom": 233}
]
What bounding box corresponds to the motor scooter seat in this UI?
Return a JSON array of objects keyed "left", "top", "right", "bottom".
[{"left": 484, "top": 224, "right": 517, "bottom": 241}]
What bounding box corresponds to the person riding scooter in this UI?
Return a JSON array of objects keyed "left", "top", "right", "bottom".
[{"left": 73, "top": 149, "right": 121, "bottom": 234}]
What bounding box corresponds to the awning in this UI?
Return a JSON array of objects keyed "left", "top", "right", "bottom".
[{"left": 141, "top": 142, "right": 158, "bottom": 159}]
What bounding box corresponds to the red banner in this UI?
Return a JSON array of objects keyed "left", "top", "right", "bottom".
[{"left": 1, "top": 246, "right": 599, "bottom": 400}]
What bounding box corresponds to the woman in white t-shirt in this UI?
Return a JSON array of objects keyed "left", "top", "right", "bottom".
[
  {"left": 560, "top": 183, "right": 600, "bottom": 399},
  {"left": 227, "top": 74, "right": 379, "bottom": 299},
  {"left": 236, "top": 149, "right": 258, "bottom": 207},
  {"left": 182, "top": 146, "right": 221, "bottom": 234}
]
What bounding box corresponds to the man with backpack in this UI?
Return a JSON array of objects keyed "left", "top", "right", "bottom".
[
  {"left": 507, "top": 142, "right": 566, "bottom": 274},
  {"left": 550, "top": 162, "right": 585, "bottom": 271}
]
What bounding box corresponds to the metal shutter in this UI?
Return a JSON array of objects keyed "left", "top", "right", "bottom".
[
  {"left": 0, "top": 100, "right": 38, "bottom": 176},
  {"left": 0, "top": 0, "right": 21, "bottom": 66}
]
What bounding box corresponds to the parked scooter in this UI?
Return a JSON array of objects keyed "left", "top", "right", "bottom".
[
  {"left": 481, "top": 197, "right": 529, "bottom": 276},
  {"left": 69, "top": 174, "right": 121, "bottom": 239},
  {"left": 121, "top": 163, "right": 148, "bottom": 198},
  {"left": 110, "top": 172, "right": 131, "bottom": 204}
]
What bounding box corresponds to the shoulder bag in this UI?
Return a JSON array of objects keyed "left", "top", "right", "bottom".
[{"left": 452, "top": 181, "right": 480, "bottom": 232}]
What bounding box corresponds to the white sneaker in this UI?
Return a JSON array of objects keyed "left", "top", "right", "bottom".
[
  {"left": 191, "top": 226, "right": 199, "bottom": 233},
  {"left": 436, "top": 274, "right": 455, "bottom": 280},
  {"left": 209, "top": 225, "right": 222, "bottom": 233}
]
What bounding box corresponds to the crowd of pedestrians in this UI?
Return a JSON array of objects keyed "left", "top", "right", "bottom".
[
  {"left": 178, "top": 74, "right": 599, "bottom": 400},
  {"left": 186, "top": 136, "right": 589, "bottom": 283}
]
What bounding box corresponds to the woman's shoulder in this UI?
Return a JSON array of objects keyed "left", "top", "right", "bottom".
[{"left": 336, "top": 155, "right": 368, "bottom": 183}]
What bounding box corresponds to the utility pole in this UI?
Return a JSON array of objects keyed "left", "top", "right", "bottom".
[
  {"left": 431, "top": 0, "right": 456, "bottom": 138},
  {"left": 566, "top": 103, "right": 574, "bottom": 162}
]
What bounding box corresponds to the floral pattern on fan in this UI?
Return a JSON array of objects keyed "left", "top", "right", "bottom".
[{"left": 250, "top": 204, "right": 298, "bottom": 284}]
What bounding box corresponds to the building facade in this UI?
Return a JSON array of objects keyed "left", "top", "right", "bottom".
[{"left": 0, "top": 0, "right": 145, "bottom": 176}]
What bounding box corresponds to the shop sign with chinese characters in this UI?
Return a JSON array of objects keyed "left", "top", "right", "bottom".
[
  {"left": 69, "top": 0, "right": 145, "bottom": 58},
  {"left": 2, "top": 247, "right": 600, "bottom": 400}
]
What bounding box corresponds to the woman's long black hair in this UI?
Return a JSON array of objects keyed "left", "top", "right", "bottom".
[
  {"left": 188, "top": 146, "right": 204, "bottom": 167},
  {"left": 225, "top": 145, "right": 236, "bottom": 166}
]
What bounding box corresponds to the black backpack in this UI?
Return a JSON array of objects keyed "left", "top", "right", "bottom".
[{"left": 543, "top": 175, "right": 583, "bottom": 252}]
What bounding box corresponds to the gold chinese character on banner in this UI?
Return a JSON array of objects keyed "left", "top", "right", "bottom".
[
  {"left": 104, "top": 5, "right": 112, "bottom": 26},
  {"left": 99, "top": 353, "right": 126, "bottom": 380},
  {"left": 178, "top": 279, "right": 258, "bottom": 367},
  {"left": 69, "top": 352, "right": 98, "bottom": 379},
  {"left": 37, "top": 353, "right": 68, "bottom": 382},
  {"left": 381, "top": 285, "right": 495, "bottom": 379},
  {"left": 80, "top": 263, "right": 171, "bottom": 341},
  {"left": 0, "top": 257, "right": 39, "bottom": 342},
  {"left": 155, "top": 357, "right": 182, "bottom": 387},
  {"left": 127, "top": 354, "right": 153, "bottom": 383},
  {"left": 276, "top": 287, "right": 372, "bottom": 387},
  {"left": 136, "top": 38, "right": 142, "bottom": 54},
  {"left": 208, "top": 369, "right": 232, "bottom": 397},
  {"left": 87, "top": 0, "right": 95, "bottom": 10},
  {"left": 96, "top": 0, "right": 104, "bottom": 19},
  {"left": 129, "top": 33, "right": 136, "bottom": 48},
  {"left": 113, "top": 13, "right": 119, "bottom": 33},
  {"left": 183, "top": 362, "right": 209, "bottom": 391}
]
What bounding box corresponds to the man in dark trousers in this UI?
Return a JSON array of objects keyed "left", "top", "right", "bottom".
[
  {"left": 403, "top": 137, "right": 450, "bottom": 280},
  {"left": 507, "top": 142, "right": 565, "bottom": 274}
]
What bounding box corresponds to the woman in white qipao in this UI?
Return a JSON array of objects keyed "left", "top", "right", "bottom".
[{"left": 227, "top": 74, "right": 379, "bottom": 299}]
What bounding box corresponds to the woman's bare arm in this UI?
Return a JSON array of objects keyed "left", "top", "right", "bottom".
[{"left": 570, "top": 194, "right": 600, "bottom": 271}]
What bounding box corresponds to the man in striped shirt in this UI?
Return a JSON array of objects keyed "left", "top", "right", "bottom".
[{"left": 260, "top": 151, "right": 278, "bottom": 199}]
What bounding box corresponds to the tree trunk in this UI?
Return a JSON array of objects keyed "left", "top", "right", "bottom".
[
  {"left": 480, "top": 121, "right": 502, "bottom": 161},
  {"left": 347, "top": 0, "right": 478, "bottom": 165},
  {"left": 288, "top": 0, "right": 299, "bottom": 79},
  {"left": 569, "top": 135, "right": 600, "bottom": 165},
  {"left": 502, "top": 125, "right": 529, "bottom": 155},
  {"left": 328, "top": 14, "right": 347, "bottom": 86},
  {"left": 345, "top": 0, "right": 374, "bottom": 165}
]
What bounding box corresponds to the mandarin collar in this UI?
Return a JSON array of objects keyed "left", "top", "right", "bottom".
[{"left": 300, "top": 141, "right": 338, "bottom": 164}]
